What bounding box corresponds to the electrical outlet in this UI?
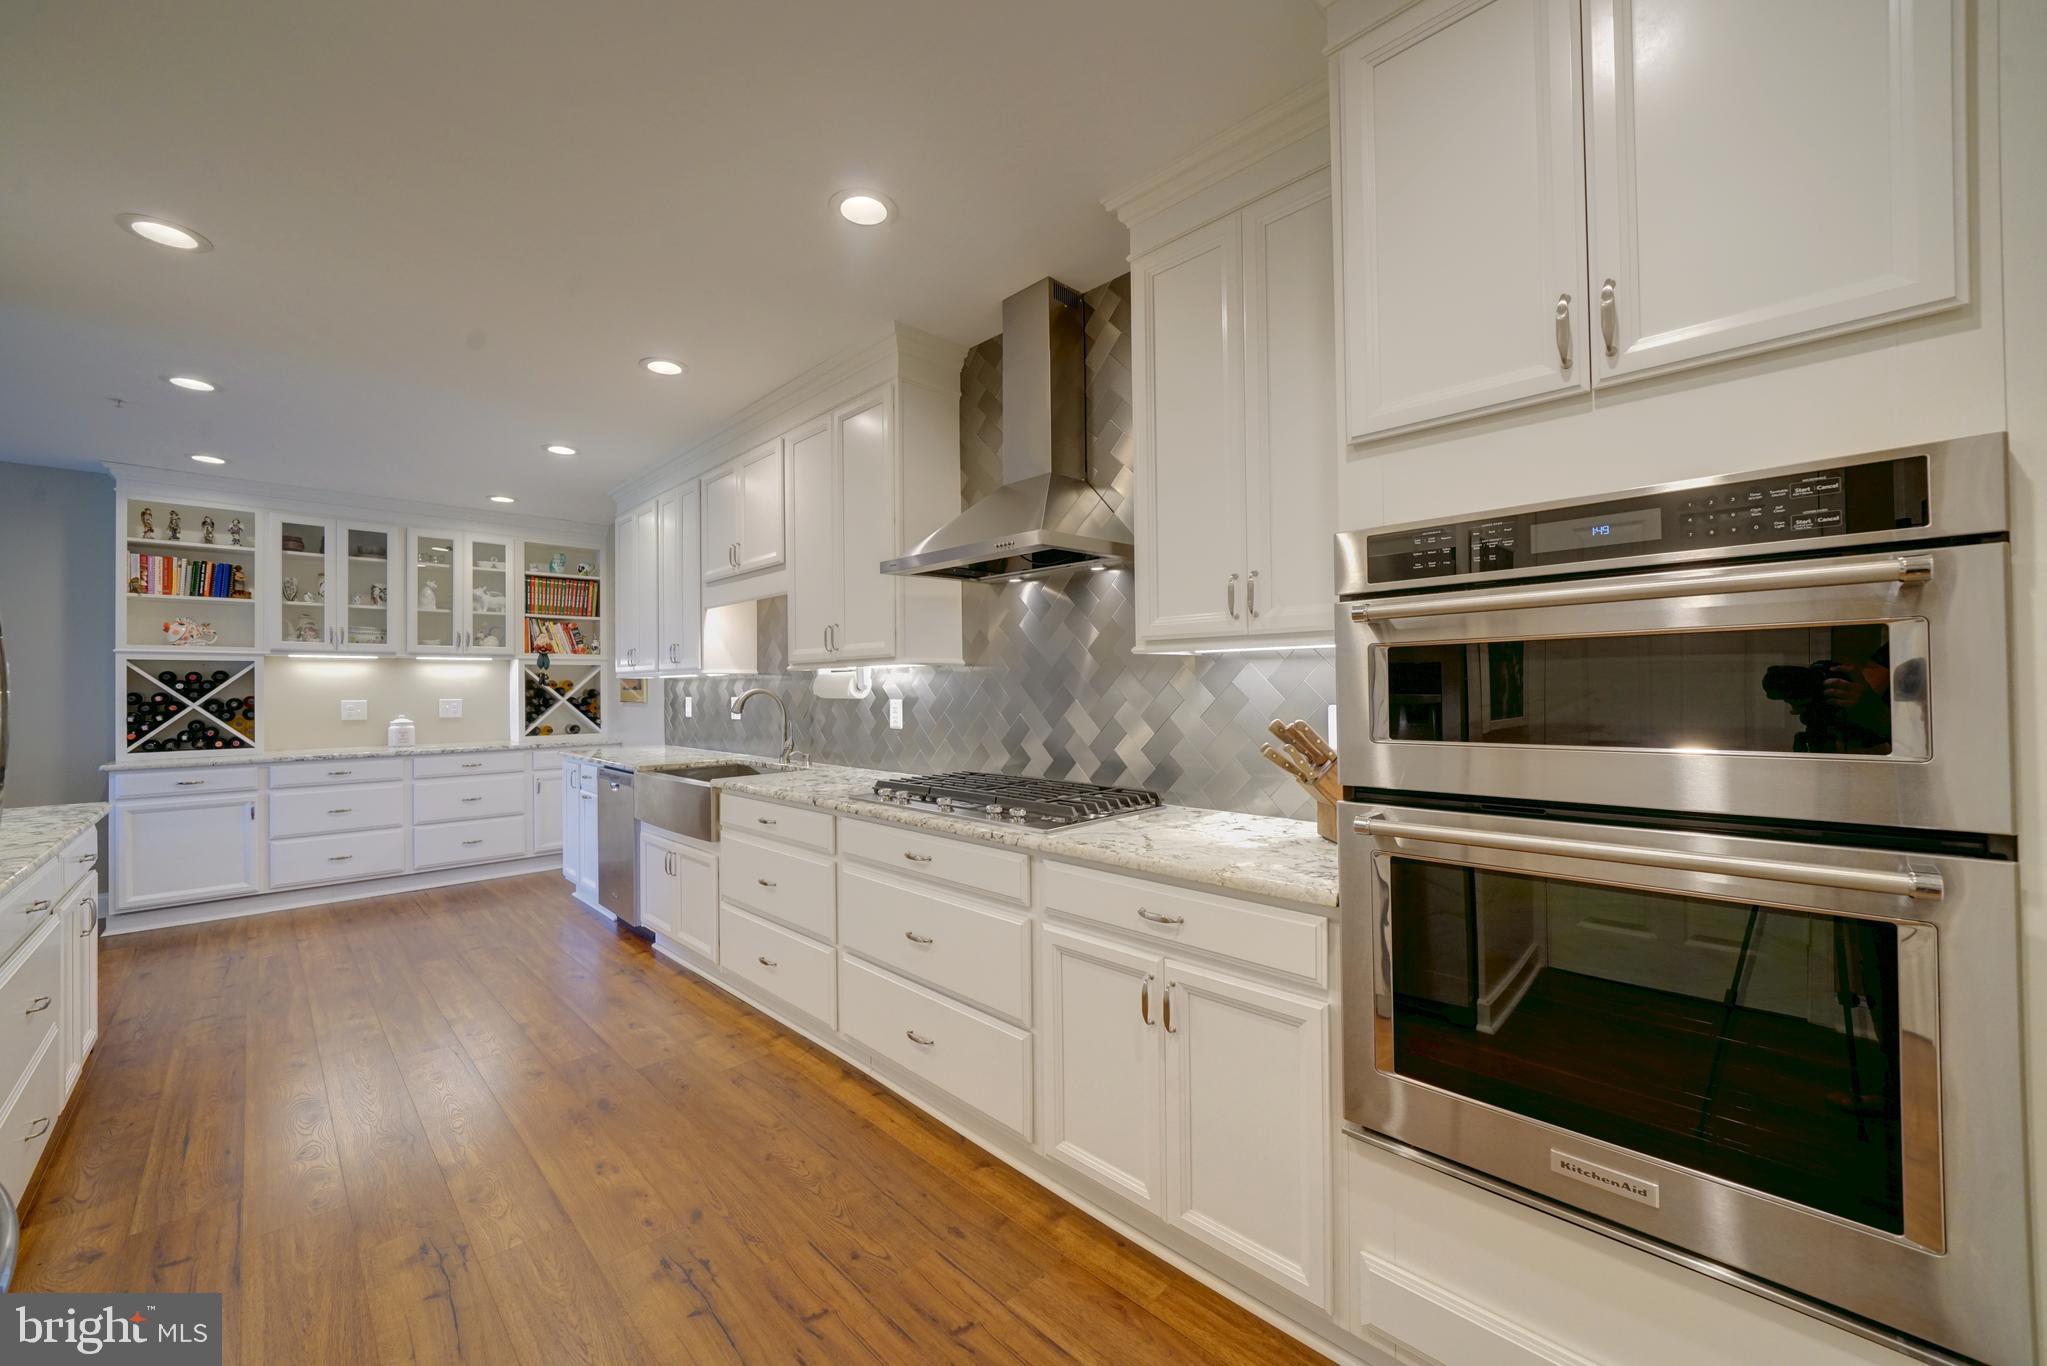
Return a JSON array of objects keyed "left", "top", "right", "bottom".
[
  {"left": 340, "top": 699, "right": 368, "bottom": 722},
  {"left": 1327, "top": 702, "right": 1338, "bottom": 747},
  {"left": 684, "top": 696, "right": 694, "bottom": 719},
  {"left": 438, "top": 698, "right": 463, "bottom": 719},
  {"left": 888, "top": 697, "right": 904, "bottom": 730}
]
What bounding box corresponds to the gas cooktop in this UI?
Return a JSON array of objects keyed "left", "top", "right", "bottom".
[{"left": 856, "top": 771, "right": 1162, "bottom": 831}]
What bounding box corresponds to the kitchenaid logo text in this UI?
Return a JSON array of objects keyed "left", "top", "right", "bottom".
[
  {"left": 10, "top": 1296, "right": 220, "bottom": 1364},
  {"left": 1551, "top": 1150, "right": 1661, "bottom": 1207}
]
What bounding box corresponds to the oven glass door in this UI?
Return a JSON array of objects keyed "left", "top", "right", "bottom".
[{"left": 1375, "top": 845, "right": 1941, "bottom": 1247}]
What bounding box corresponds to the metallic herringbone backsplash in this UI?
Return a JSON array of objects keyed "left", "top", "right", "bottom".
[{"left": 664, "top": 274, "right": 1337, "bottom": 819}]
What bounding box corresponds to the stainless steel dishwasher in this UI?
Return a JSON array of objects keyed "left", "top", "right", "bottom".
[{"left": 595, "top": 764, "right": 640, "bottom": 925}]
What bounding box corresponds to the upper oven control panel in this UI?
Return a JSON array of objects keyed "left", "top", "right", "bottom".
[{"left": 1361, "top": 453, "right": 1931, "bottom": 586}]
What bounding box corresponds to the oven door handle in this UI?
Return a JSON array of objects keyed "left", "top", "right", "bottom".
[
  {"left": 1353, "top": 816, "right": 1944, "bottom": 901},
  {"left": 1350, "top": 553, "right": 1934, "bottom": 623}
]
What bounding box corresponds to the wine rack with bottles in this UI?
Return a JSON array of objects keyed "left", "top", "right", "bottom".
[
  {"left": 120, "top": 656, "right": 261, "bottom": 754},
  {"left": 519, "top": 659, "right": 603, "bottom": 738}
]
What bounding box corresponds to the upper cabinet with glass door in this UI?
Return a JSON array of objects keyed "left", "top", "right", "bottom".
[
  {"left": 407, "top": 529, "right": 517, "bottom": 656},
  {"left": 262, "top": 515, "right": 399, "bottom": 654},
  {"left": 1332, "top": 0, "right": 1963, "bottom": 440}
]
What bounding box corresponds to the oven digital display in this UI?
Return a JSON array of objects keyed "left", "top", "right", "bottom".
[{"left": 1532, "top": 508, "right": 1662, "bottom": 554}]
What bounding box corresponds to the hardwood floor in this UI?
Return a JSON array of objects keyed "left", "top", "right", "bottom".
[{"left": 16, "top": 873, "right": 1331, "bottom": 1366}]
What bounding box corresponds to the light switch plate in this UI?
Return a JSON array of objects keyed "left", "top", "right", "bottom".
[
  {"left": 340, "top": 699, "right": 368, "bottom": 722},
  {"left": 888, "top": 697, "right": 904, "bottom": 730},
  {"left": 684, "top": 697, "right": 694, "bottom": 719},
  {"left": 438, "top": 698, "right": 463, "bottom": 719}
]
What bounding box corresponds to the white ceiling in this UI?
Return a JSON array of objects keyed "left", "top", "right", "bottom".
[{"left": 0, "top": 0, "right": 1325, "bottom": 524}]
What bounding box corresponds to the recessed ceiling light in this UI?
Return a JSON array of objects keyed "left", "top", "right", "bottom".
[
  {"left": 489, "top": 494, "right": 516, "bottom": 504},
  {"left": 189, "top": 453, "right": 227, "bottom": 465},
  {"left": 641, "top": 357, "right": 685, "bottom": 376},
  {"left": 166, "top": 375, "right": 216, "bottom": 392},
  {"left": 544, "top": 443, "right": 577, "bottom": 456},
  {"left": 116, "top": 213, "right": 212, "bottom": 252},
  {"left": 832, "top": 191, "right": 894, "bottom": 226}
]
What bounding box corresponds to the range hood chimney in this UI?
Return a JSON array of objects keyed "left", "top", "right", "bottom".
[{"left": 881, "top": 278, "right": 1134, "bottom": 581}]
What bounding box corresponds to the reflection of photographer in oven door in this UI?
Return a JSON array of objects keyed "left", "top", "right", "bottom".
[{"left": 1822, "top": 646, "right": 1892, "bottom": 752}]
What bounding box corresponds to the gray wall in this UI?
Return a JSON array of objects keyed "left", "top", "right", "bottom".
[
  {"left": 0, "top": 461, "right": 114, "bottom": 806},
  {"left": 664, "top": 276, "right": 1338, "bottom": 819}
]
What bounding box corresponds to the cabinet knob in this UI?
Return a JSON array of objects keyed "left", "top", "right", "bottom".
[{"left": 903, "top": 852, "right": 933, "bottom": 864}]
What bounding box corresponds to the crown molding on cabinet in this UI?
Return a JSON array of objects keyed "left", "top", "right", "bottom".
[
  {"left": 1104, "top": 79, "right": 1328, "bottom": 231},
  {"left": 101, "top": 461, "right": 610, "bottom": 540},
  {"left": 1322, "top": 0, "right": 1429, "bottom": 53},
  {"left": 607, "top": 323, "right": 965, "bottom": 512}
]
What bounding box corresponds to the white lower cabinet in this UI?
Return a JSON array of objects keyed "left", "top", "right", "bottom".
[
  {"left": 0, "top": 1028, "right": 60, "bottom": 1210},
  {"left": 270, "top": 827, "right": 407, "bottom": 888},
  {"left": 63, "top": 879, "right": 97, "bottom": 1091},
  {"left": 720, "top": 902, "right": 835, "bottom": 1026},
  {"left": 112, "top": 792, "right": 261, "bottom": 911},
  {"left": 638, "top": 828, "right": 717, "bottom": 961},
  {"left": 533, "top": 767, "right": 563, "bottom": 856},
  {"left": 838, "top": 952, "right": 1032, "bottom": 1138},
  {"left": 562, "top": 760, "right": 586, "bottom": 885},
  {"left": 575, "top": 778, "right": 600, "bottom": 907},
  {"left": 415, "top": 815, "right": 527, "bottom": 870},
  {"left": 1038, "top": 926, "right": 1166, "bottom": 1211}
]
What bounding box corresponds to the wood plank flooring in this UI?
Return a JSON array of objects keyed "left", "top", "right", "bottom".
[{"left": 15, "top": 873, "right": 1332, "bottom": 1366}]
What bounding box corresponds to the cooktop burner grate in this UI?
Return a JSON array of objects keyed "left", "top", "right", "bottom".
[{"left": 863, "top": 771, "right": 1162, "bottom": 830}]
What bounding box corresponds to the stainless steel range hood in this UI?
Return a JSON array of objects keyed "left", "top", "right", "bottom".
[{"left": 882, "top": 278, "right": 1133, "bottom": 581}]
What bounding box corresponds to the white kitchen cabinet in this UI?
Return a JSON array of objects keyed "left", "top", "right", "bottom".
[
  {"left": 785, "top": 419, "right": 837, "bottom": 666},
  {"left": 575, "top": 773, "right": 600, "bottom": 908},
  {"left": 1583, "top": 0, "right": 1962, "bottom": 382},
  {"left": 560, "top": 760, "right": 582, "bottom": 883},
  {"left": 61, "top": 874, "right": 97, "bottom": 1093},
  {"left": 639, "top": 829, "right": 716, "bottom": 960},
  {"left": 1162, "top": 962, "right": 1331, "bottom": 1309},
  {"left": 112, "top": 793, "right": 262, "bottom": 911},
  {"left": 703, "top": 439, "right": 785, "bottom": 581},
  {"left": 533, "top": 766, "right": 563, "bottom": 856},
  {"left": 1038, "top": 926, "right": 1166, "bottom": 1212},
  {"left": 612, "top": 502, "right": 659, "bottom": 671},
  {"left": 1133, "top": 173, "right": 1338, "bottom": 650},
  {"left": 407, "top": 529, "right": 517, "bottom": 656},
  {"left": 263, "top": 515, "right": 402, "bottom": 654},
  {"left": 655, "top": 484, "right": 702, "bottom": 670},
  {"left": 638, "top": 829, "right": 681, "bottom": 939},
  {"left": 1336, "top": 0, "right": 1588, "bottom": 441}
]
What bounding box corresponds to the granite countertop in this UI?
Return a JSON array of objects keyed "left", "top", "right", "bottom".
[
  {"left": 0, "top": 804, "right": 108, "bottom": 900},
  {"left": 569, "top": 750, "right": 1338, "bottom": 910},
  {"left": 104, "top": 735, "right": 616, "bottom": 773}
]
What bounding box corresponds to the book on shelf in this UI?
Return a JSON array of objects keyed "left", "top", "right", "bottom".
[
  {"left": 524, "top": 574, "right": 599, "bottom": 617},
  {"left": 524, "top": 618, "right": 598, "bottom": 654},
  {"left": 127, "top": 553, "right": 249, "bottom": 599}
]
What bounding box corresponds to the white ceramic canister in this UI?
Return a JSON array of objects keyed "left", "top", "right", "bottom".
[{"left": 387, "top": 714, "right": 417, "bottom": 747}]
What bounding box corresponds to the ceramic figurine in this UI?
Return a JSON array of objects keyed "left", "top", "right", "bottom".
[
  {"left": 201, "top": 514, "right": 216, "bottom": 544},
  {"left": 575, "top": 562, "right": 591, "bottom": 576},
  {"left": 167, "top": 509, "right": 182, "bottom": 541},
  {"left": 349, "top": 592, "right": 363, "bottom": 606},
  {"left": 549, "top": 552, "right": 568, "bottom": 573},
  {"left": 282, "top": 577, "right": 299, "bottom": 603},
  {"left": 535, "top": 649, "right": 550, "bottom": 674},
  {"left": 139, "top": 506, "right": 156, "bottom": 538},
  {"left": 227, "top": 518, "right": 244, "bottom": 547},
  {"left": 476, "top": 628, "right": 501, "bottom": 647},
  {"left": 312, "top": 573, "right": 326, "bottom": 603},
  {"left": 230, "top": 565, "right": 250, "bottom": 598},
  {"left": 295, "top": 619, "right": 322, "bottom": 642},
  {"left": 161, "top": 617, "right": 218, "bottom": 647},
  {"left": 418, "top": 581, "right": 438, "bottom": 611},
  {"left": 369, "top": 583, "right": 386, "bottom": 606}
]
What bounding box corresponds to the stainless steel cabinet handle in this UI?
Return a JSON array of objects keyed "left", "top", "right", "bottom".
[
  {"left": 22, "top": 1117, "right": 49, "bottom": 1141},
  {"left": 1555, "top": 292, "right": 1573, "bottom": 369},
  {"left": 327, "top": 769, "right": 353, "bottom": 776},
  {"left": 1162, "top": 983, "right": 1176, "bottom": 1034},
  {"left": 25, "top": 996, "right": 50, "bottom": 1015},
  {"left": 1137, "top": 907, "right": 1185, "bottom": 926},
  {"left": 176, "top": 779, "right": 206, "bottom": 787},
  {"left": 732, "top": 543, "right": 740, "bottom": 568},
  {"left": 462, "top": 839, "right": 485, "bottom": 847},
  {"left": 461, "top": 761, "right": 484, "bottom": 769},
  {"left": 756, "top": 878, "right": 777, "bottom": 889},
  {"left": 1599, "top": 278, "right": 1618, "bottom": 357},
  {"left": 1351, "top": 554, "right": 1934, "bottom": 623},
  {"left": 1139, "top": 974, "right": 1153, "bottom": 1025},
  {"left": 757, "top": 955, "right": 778, "bottom": 968},
  {"left": 1225, "top": 573, "right": 1239, "bottom": 619},
  {"left": 328, "top": 854, "right": 353, "bottom": 863},
  {"left": 1352, "top": 815, "right": 1945, "bottom": 900},
  {"left": 328, "top": 808, "right": 353, "bottom": 815},
  {"left": 1246, "top": 570, "right": 1259, "bottom": 618},
  {"left": 755, "top": 816, "right": 776, "bottom": 827},
  {"left": 903, "top": 852, "right": 933, "bottom": 864},
  {"left": 461, "top": 796, "right": 484, "bottom": 803},
  {"left": 74, "top": 853, "right": 96, "bottom": 867},
  {"left": 905, "top": 1029, "right": 934, "bottom": 1046},
  {"left": 26, "top": 900, "right": 49, "bottom": 914},
  {"left": 904, "top": 931, "right": 934, "bottom": 945}
]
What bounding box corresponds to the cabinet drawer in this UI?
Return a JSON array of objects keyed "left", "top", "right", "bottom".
[
  {"left": 721, "top": 904, "right": 835, "bottom": 1026},
  {"left": 111, "top": 766, "right": 258, "bottom": 799},
  {"left": 0, "top": 916, "right": 61, "bottom": 1113},
  {"left": 413, "top": 772, "right": 528, "bottom": 825},
  {"left": 839, "top": 819, "right": 1030, "bottom": 905},
  {"left": 269, "top": 782, "right": 405, "bottom": 838},
  {"left": 838, "top": 953, "right": 1031, "bottom": 1138},
  {"left": 270, "top": 756, "right": 406, "bottom": 788},
  {"left": 269, "top": 827, "right": 407, "bottom": 889},
  {"left": 58, "top": 829, "right": 99, "bottom": 896},
  {"left": 1041, "top": 861, "right": 1327, "bottom": 986},
  {"left": 0, "top": 1028, "right": 60, "bottom": 1212},
  {"left": 722, "top": 795, "right": 834, "bottom": 853},
  {"left": 839, "top": 865, "right": 1030, "bottom": 1024},
  {"left": 414, "top": 814, "right": 529, "bottom": 870},
  {"left": 412, "top": 750, "right": 527, "bottom": 779},
  {"left": 0, "top": 859, "right": 63, "bottom": 966},
  {"left": 720, "top": 833, "right": 835, "bottom": 941}
]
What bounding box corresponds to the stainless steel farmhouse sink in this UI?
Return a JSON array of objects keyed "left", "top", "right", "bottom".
[{"left": 634, "top": 763, "right": 768, "bottom": 842}]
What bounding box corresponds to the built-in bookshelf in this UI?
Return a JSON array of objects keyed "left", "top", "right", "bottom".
[
  {"left": 522, "top": 539, "right": 603, "bottom": 658},
  {"left": 519, "top": 658, "right": 603, "bottom": 737},
  {"left": 122, "top": 496, "right": 258, "bottom": 653},
  {"left": 121, "top": 656, "right": 260, "bottom": 755}
]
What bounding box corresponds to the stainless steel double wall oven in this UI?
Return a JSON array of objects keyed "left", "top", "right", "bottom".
[{"left": 1336, "top": 434, "right": 2028, "bottom": 1365}]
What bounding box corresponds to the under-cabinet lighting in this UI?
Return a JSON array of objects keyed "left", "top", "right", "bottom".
[
  {"left": 287, "top": 653, "right": 382, "bottom": 661},
  {"left": 1149, "top": 642, "right": 1335, "bottom": 656}
]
